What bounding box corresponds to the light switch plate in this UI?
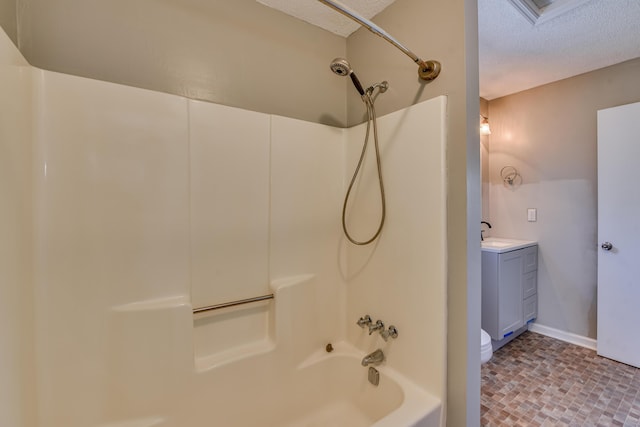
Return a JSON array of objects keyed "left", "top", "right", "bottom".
[{"left": 527, "top": 208, "right": 537, "bottom": 222}]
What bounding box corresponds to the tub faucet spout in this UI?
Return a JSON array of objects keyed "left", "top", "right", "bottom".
[{"left": 361, "top": 349, "right": 385, "bottom": 366}]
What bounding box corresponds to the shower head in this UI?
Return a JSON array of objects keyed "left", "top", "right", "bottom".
[
  {"left": 330, "top": 57, "right": 365, "bottom": 97},
  {"left": 330, "top": 58, "right": 352, "bottom": 76}
]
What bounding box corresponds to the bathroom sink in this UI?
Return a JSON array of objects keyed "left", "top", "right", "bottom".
[
  {"left": 481, "top": 241, "right": 512, "bottom": 248},
  {"left": 481, "top": 237, "right": 537, "bottom": 253}
]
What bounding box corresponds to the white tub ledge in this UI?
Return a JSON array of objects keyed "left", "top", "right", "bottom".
[{"left": 111, "top": 296, "right": 190, "bottom": 312}]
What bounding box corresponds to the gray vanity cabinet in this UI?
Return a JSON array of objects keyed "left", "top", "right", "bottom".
[{"left": 482, "top": 244, "right": 538, "bottom": 341}]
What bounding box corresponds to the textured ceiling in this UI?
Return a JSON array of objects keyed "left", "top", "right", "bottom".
[
  {"left": 260, "top": 0, "right": 640, "bottom": 100},
  {"left": 256, "top": 0, "right": 395, "bottom": 37},
  {"left": 479, "top": 0, "right": 640, "bottom": 99}
]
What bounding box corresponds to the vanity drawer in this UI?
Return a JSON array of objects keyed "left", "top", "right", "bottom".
[
  {"left": 522, "top": 245, "right": 538, "bottom": 274},
  {"left": 522, "top": 270, "right": 537, "bottom": 299}
]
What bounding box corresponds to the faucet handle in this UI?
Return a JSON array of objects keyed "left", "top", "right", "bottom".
[
  {"left": 381, "top": 325, "right": 399, "bottom": 341},
  {"left": 357, "top": 315, "right": 372, "bottom": 328},
  {"left": 368, "top": 320, "right": 385, "bottom": 335}
]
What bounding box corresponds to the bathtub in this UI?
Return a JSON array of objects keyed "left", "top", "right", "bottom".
[
  {"left": 280, "top": 343, "right": 442, "bottom": 427},
  {"left": 101, "top": 342, "right": 440, "bottom": 427},
  {"left": 99, "top": 277, "right": 442, "bottom": 427}
]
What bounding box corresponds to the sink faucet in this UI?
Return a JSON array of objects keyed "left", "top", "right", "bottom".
[
  {"left": 481, "top": 221, "right": 492, "bottom": 241},
  {"left": 361, "top": 349, "right": 385, "bottom": 366}
]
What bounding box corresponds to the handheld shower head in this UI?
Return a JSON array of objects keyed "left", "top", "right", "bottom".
[
  {"left": 330, "top": 58, "right": 350, "bottom": 76},
  {"left": 330, "top": 57, "right": 365, "bottom": 96}
]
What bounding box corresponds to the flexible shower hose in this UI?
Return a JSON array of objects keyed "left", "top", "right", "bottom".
[{"left": 342, "top": 93, "right": 386, "bottom": 245}]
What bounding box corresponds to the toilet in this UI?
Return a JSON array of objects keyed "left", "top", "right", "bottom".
[{"left": 481, "top": 329, "right": 493, "bottom": 364}]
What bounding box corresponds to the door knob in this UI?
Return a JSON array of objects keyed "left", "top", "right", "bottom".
[{"left": 601, "top": 242, "right": 613, "bottom": 251}]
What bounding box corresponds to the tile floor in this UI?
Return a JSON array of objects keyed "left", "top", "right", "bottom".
[{"left": 481, "top": 331, "right": 640, "bottom": 426}]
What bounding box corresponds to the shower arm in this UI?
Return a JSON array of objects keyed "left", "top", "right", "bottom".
[{"left": 317, "top": 0, "right": 441, "bottom": 81}]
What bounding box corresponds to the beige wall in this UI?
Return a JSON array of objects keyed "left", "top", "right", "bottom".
[
  {"left": 0, "top": 0, "right": 16, "bottom": 45},
  {"left": 17, "top": 0, "right": 347, "bottom": 126},
  {"left": 480, "top": 98, "right": 490, "bottom": 222},
  {"left": 347, "top": 0, "right": 481, "bottom": 425},
  {"left": 487, "top": 57, "right": 640, "bottom": 339}
]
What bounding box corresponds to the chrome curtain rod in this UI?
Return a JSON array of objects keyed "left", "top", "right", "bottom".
[
  {"left": 193, "top": 294, "right": 274, "bottom": 314},
  {"left": 317, "top": 0, "right": 441, "bottom": 81}
]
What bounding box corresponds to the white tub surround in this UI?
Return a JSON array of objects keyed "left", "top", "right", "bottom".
[
  {"left": 0, "top": 26, "right": 36, "bottom": 427},
  {"left": 2, "top": 28, "right": 447, "bottom": 427}
]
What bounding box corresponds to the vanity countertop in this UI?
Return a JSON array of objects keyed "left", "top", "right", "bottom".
[{"left": 481, "top": 237, "right": 537, "bottom": 253}]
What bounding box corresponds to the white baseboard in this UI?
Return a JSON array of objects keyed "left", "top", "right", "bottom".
[{"left": 528, "top": 323, "right": 597, "bottom": 351}]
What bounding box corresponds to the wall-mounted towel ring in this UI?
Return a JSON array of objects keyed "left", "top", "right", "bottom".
[{"left": 500, "top": 166, "right": 521, "bottom": 187}]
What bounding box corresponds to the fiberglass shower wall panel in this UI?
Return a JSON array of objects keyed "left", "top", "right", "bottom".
[
  {"left": 189, "top": 100, "right": 272, "bottom": 365},
  {"left": 344, "top": 96, "right": 447, "bottom": 399},
  {"left": 0, "top": 28, "right": 36, "bottom": 427},
  {"left": 270, "top": 115, "right": 348, "bottom": 346},
  {"left": 32, "top": 70, "right": 190, "bottom": 427},
  {"left": 188, "top": 100, "right": 271, "bottom": 309}
]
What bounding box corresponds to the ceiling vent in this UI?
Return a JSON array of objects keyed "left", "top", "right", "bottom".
[{"left": 508, "top": 0, "right": 593, "bottom": 25}]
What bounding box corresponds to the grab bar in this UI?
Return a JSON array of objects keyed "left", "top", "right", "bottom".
[{"left": 192, "top": 294, "right": 274, "bottom": 314}]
